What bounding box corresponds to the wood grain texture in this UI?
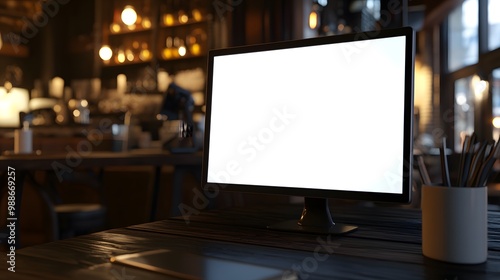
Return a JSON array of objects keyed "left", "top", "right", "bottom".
[{"left": 1, "top": 205, "right": 499, "bottom": 279}]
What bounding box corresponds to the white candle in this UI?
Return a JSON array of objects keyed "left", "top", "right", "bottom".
[
  {"left": 50, "top": 76, "right": 64, "bottom": 99},
  {"left": 117, "top": 74, "right": 127, "bottom": 96}
]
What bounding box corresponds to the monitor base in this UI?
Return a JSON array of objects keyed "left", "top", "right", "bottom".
[
  {"left": 267, "top": 197, "right": 357, "bottom": 235},
  {"left": 267, "top": 220, "right": 357, "bottom": 235}
]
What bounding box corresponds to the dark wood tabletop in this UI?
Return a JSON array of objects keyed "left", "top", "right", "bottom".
[
  {"left": 1, "top": 204, "right": 499, "bottom": 279},
  {"left": 0, "top": 150, "right": 203, "bottom": 170}
]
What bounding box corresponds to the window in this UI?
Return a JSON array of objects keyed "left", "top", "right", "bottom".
[
  {"left": 492, "top": 69, "right": 500, "bottom": 139},
  {"left": 489, "top": 0, "right": 500, "bottom": 50},
  {"left": 448, "top": 0, "right": 478, "bottom": 72},
  {"left": 454, "top": 76, "right": 475, "bottom": 151}
]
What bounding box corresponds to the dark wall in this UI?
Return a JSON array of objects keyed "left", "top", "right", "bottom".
[
  {"left": 0, "top": 56, "right": 33, "bottom": 89},
  {"left": 60, "top": 0, "right": 96, "bottom": 80},
  {"left": 230, "top": 0, "right": 294, "bottom": 46},
  {"left": 0, "top": 0, "right": 96, "bottom": 94}
]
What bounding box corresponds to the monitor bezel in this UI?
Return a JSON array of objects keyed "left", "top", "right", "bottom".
[{"left": 202, "top": 27, "right": 415, "bottom": 204}]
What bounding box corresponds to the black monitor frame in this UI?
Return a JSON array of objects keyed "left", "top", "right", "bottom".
[{"left": 202, "top": 27, "right": 415, "bottom": 234}]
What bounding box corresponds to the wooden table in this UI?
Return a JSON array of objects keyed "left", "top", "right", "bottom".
[
  {"left": 0, "top": 150, "right": 203, "bottom": 248},
  {"left": 0, "top": 150, "right": 203, "bottom": 171},
  {"left": 488, "top": 183, "right": 500, "bottom": 205},
  {"left": 0, "top": 149, "right": 203, "bottom": 218},
  {"left": 1, "top": 204, "right": 499, "bottom": 279}
]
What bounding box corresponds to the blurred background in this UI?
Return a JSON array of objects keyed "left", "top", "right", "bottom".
[{"left": 1, "top": 0, "right": 500, "bottom": 248}]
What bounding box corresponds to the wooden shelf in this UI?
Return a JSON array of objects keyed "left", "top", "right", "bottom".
[
  {"left": 101, "top": 60, "right": 151, "bottom": 68},
  {"left": 158, "top": 53, "right": 207, "bottom": 62},
  {"left": 159, "top": 17, "right": 210, "bottom": 28},
  {"left": 108, "top": 26, "right": 153, "bottom": 36},
  {"left": 99, "top": 0, "right": 212, "bottom": 94}
]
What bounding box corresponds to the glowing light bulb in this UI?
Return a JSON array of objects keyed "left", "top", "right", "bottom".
[
  {"left": 190, "top": 43, "right": 201, "bottom": 56},
  {"left": 162, "top": 48, "right": 172, "bottom": 59},
  {"left": 121, "top": 6, "right": 137, "bottom": 26},
  {"left": 178, "top": 10, "right": 188, "bottom": 23},
  {"left": 99, "top": 45, "right": 113, "bottom": 61},
  {"left": 456, "top": 95, "right": 466, "bottom": 105},
  {"left": 110, "top": 23, "right": 121, "bottom": 33},
  {"left": 117, "top": 49, "right": 126, "bottom": 63},
  {"left": 163, "top": 14, "right": 174, "bottom": 25},
  {"left": 140, "top": 49, "right": 151, "bottom": 61},
  {"left": 192, "top": 9, "right": 202, "bottom": 21},
  {"left": 178, "top": 46, "right": 187, "bottom": 57},
  {"left": 309, "top": 11, "right": 318, "bottom": 29},
  {"left": 142, "top": 17, "right": 152, "bottom": 29},
  {"left": 493, "top": 117, "right": 500, "bottom": 128},
  {"left": 126, "top": 49, "right": 134, "bottom": 61}
]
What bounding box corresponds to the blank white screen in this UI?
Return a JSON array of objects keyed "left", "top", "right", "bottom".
[{"left": 207, "top": 36, "right": 407, "bottom": 194}]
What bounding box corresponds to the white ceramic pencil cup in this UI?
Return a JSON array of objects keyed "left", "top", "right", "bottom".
[{"left": 421, "top": 185, "right": 488, "bottom": 264}]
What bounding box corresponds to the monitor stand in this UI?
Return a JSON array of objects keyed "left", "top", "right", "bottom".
[{"left": 267, "top": 197, "right": 357, "bottom": 235}]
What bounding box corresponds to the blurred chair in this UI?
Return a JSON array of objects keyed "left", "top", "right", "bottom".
[{"left": 21, "top": 169, "right": 107, "bottom": 241}]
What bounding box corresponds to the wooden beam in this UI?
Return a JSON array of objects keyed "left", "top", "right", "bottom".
[{"left": 422, "top": 0, "right": 462, "bottom": 29}]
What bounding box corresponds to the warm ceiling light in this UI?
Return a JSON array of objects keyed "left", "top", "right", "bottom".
[
  {"left": 121, "top": 5, "right": 137, "bottom": 26},
  {"left": 99, "top": 45, "right": 113, "bottom": 60},
  {"left": 309, "top": 10, "right": 318, "bottom": 29}
]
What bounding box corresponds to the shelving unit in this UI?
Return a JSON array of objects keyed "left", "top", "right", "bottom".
[{"left": 99, "top": 0, "right": 213, "bottom": 92}]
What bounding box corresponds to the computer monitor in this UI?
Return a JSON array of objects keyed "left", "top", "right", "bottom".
[{"left": 202, "top": 27, "right": 415, "bottom": 234}]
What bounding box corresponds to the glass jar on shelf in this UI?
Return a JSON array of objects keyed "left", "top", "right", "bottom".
[
  {"left": 162, "top": 36, "right": 174, "bottom": 59},
  {"left": 139, "top": 43, "right": 152, "bottom": 61},
  {"left": 178, "top": 10, "right": 189, "bottom": 24},
  {"left": 187, "top": 28, "right": 207, "bottom": 56}
]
